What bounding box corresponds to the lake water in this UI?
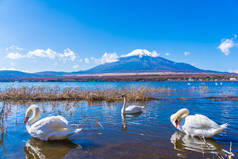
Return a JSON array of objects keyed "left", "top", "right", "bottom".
[{"left": 0, "top": 81, "right": 237, "bottom": 159}]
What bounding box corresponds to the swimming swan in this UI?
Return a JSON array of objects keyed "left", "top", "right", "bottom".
[
  {"left": 170, "top": 108, "right": 227, "bottom": 138},
  {"left": 24, "top": 104, "right": 82, "bottom": 141},
  {"left": 121, "top": 95, "right": 144, "bottom": 115}
]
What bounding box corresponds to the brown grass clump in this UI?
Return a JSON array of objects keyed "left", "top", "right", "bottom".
[
  {"left": 207, "top": 96, "right": 238, "bottom": 101},
  {"left": 199, "top": 86, "right": 208, "bottom": 94},
  {"left": 179, "top": 97, "right": 189, "bottom": 101},
  {"left": 0, "top": 86, "right": 163, "bottom": 103}
]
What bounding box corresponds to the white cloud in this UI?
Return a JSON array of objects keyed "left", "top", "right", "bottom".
[
  {"left": 121, "top": 49, "right": 159, "bottom": 58},
  {"left": 218, "top": 35, "right": 238, "bottom": 55},
  {"left": 73, "top": 64, "right": 79, "bottom": 69},
  {"left": 4, "top": 46, "right": 79, "bottom": 72},
  {"left": 184, "top": 51, "right": 190, "bottom": 56},
  {"left": 27, "top": 48, "right": 57, "bottom": 59},
  {"left": 90, "top": 52, "right": 119, "bottom": 64},
  {"left": 228, "top": 69, "right": 238, "bottom": 73},
  {"left": 100, "top": 52, "right": 119, "bottom": 64},
  {"left": 6, "top": 45, "right": 23, "bottom": 51},
  {"left": 165, "top": 52, "right": 170, "bottom": 56},
  {"left": 6, "top": 47, "right": 77, "bottom": 62},
  {"left": 84, "top": 58, "right": 89, "bottom": 63},
  {"left": 59, "top": 48, "right": 76, "bottom": 61},
  {"left": 6, "top": 52, "right": 24, "bottom": 59},
  {"left": 218, "top": 39, "right": 234, "bottom": 55},
  {"left": 0, "top": 67, "right": 17, "bottom": 71},
  {"left": 0, "top": 67, "right": 31, "bottom": 72},
  {"left": 5, "top": 45, "right": 25, "bottom": 59},
  {"left": 91, "top": 49, "right": 160, "bottom": 65}
]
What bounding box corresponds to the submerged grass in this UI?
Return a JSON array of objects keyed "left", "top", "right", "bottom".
[{"left": 0, "top": 86, "right": 164, "bottom": 103}]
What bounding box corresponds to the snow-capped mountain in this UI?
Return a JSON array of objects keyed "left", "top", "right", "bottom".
[
  {"left": 81, "top": 52, "right": 215, "bottom": 74},
  {"left": 121, "top": 49, "right": 159, "bottom": 58},
  {"left": 0, "top": 49, "right": 219, "bottom": 79}
]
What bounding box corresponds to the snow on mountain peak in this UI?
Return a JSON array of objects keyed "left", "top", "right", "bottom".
[{"left": 121, "top": 49, "right": 159, "bottom": 58}]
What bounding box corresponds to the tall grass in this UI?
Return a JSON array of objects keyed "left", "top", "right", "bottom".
[{"left": 0, "top": 86, "right": 163, "bottom": 102}]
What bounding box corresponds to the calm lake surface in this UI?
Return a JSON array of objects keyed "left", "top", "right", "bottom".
[{"left": 0, "top": 81, "right": 237, "bottom": 159}]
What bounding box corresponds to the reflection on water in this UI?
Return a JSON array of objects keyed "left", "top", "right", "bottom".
[
  {"left": 0, "top": 81, "right": 237, "bottom": 158},
  {"left": 170, "top": 131, "right": 224, "bottom": 155},
  {"left": 0, "top": 130, "right": 6, "bottom": 157},
  {"left": 24, "top": 138, "right": 80, "bottom": 159},
  {"left": 122, "top": 114, "right": 127, "bottom": 131},
  {"left": 121, "top": 113, "right": 143, "bottom": 131}
]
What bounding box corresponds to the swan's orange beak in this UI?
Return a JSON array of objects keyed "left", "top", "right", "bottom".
[
  {"left": 24, "top": 117, "right": 29, "bottom": 124},
  {"left": 175, "top": 120, "right": 179, "bottom": 128}
]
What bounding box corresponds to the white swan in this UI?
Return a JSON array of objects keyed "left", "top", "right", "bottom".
[
  {"left": 24, "top": 104, "right": 82, "bottom": 141},
  {"left": 170, "top": 108, "right": 227, "bottom": 138},
  {"left": 121, "top": 95, "right": 144, "bottom": 115}
]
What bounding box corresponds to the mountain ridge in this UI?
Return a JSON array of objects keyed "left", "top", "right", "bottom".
[
  {"left": 0, "top": 55, "right": 222, "bottom": 79},
  {"left": 76, "top": 55, "right": 217, "bottom": 74}
]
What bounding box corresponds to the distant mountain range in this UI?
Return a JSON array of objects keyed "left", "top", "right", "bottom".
[
  {"left": 0, "top": 54, "right": 220, "bottom": 79},
  {"left": 80, "top": 55, "right": 215, "bottom": 74}
]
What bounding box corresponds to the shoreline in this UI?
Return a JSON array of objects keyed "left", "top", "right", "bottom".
[{"left": 0, "top": 73, "right": 237, "bottom": 82}]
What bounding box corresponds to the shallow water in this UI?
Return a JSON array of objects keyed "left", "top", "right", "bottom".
[{"left": 0, "top": 81, "right": 237, "bottom": 159}]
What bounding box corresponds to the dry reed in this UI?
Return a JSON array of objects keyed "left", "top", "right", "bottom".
[{"left": 0, "top": 86, "right": 164, "bottom": 102}]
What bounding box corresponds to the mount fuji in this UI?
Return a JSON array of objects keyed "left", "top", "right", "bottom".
[{"left": 78, "top": 49, "right": 215, "bottom": 74}]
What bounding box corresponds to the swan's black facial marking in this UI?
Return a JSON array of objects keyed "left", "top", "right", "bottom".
[{"left": 121, "top": 94, "right": 127, "bottom": 98}]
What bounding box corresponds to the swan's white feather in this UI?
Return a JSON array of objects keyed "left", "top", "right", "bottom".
[
  {"left": 27, "top": 115, "right": 81, "bottom": 141},
  {"left": 171, "top": 109, "right": 227, "bottom": 138},
  {"left": 181, "top": 114, "right": 227, "bottom": 138},
  {"left": 183, "top": 114, "right": 220, "bottom": 129},
  {"left": 125, "top": 105, "right": 143, "bottom": 114}
]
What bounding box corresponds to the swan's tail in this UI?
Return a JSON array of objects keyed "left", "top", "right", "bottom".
[
  {"left": 211, "top": 123, "right": 228, "bottom": 137},
  {"left": 74, "top": 128, "right": 82, "bottom": 134},
  {"left": 141, "top": 106, "right": 145, "bottom": 109},
  {"left": 220, "top": 123, "right": 228, "bottom": 129}
]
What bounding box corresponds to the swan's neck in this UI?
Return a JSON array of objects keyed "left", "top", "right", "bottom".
[
  {"left": 177, "top": 117, "right": 185, "bottom": 132},
  {"left": 28, "top": 109, "right": 40, "bottom": 125},
  {"left": 26, "top": 124, "right": 31, "bottom": 133},
  {"left": 121, "top": 97, "right": 126, "bottom": 114}
]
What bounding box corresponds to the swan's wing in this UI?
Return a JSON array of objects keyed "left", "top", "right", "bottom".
[
  {"left": 125, "top": 105, "right": 143, "bottom": 111},
  {"left": 32, "top": 116, "right": 69, "bottom": 130},
  {"left": 29, "top": 116, "right": 70, "bottom": 140},
  {"left": 183, "top": 114, "right": 220, "bottom": 130},
  {"left": 182, "top": 114, "right": 226, "bottom": 137},
  {"left": 46, "top": 128, "right": 82, "bottom": 140}
]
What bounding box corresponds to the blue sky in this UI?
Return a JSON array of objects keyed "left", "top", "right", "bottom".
[{"left": 0, "top": 0, "right": 238, "bottom": 72}]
